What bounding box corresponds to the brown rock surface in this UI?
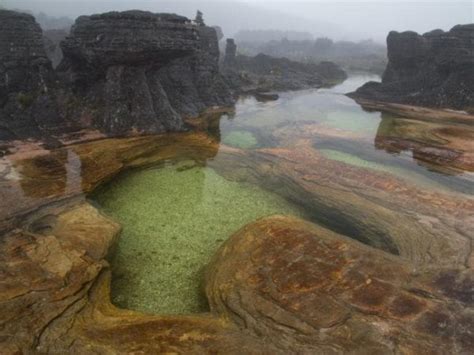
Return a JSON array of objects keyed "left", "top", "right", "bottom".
[
  {"left": 0, "top": 130, "right": 472, "bottom": 353},
  {"left": 0, "top": 202, "right": 270, "bottom": 353},
  {"left": 206, "top": 215, "right": 474, "bottom": 354},
  {"left": 2, "top": 205, "right": 472, "bottom": 353},
  {"left": 210, "top": 140, "right": 474, "bottom": 270},
  {"left": 0, "top": 132, "right": 219, "bottom": 232}
]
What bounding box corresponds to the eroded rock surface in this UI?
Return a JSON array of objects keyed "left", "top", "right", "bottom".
[
  {"left": 58, "top": 10, "right": 233, "bottom": 135},
  {"left": 0, "top": 124, "right": 472, "bottom": 353},
  {"left": 0, "top": 10, "right": 60, "bottom": 140},
  {"left": 206, "top": 215, "right": 474, "bottom": 354},
  {"left": 1, "top": 204, "right": 472, "bottom": 353},
  {"left": 0, "top": 10, "right": 234, "bottom": 140},
  {"left": 349, "top": 24, "right": 474, "bottom": 112}
]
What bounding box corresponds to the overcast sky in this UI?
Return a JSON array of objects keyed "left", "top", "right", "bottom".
[{"left": 4, "top": 0, "right": 473, "bottom": 42}]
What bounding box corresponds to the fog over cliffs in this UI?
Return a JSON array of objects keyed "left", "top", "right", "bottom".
[{"left": 4, "top": 0, "right": 473, "bottom": 42}]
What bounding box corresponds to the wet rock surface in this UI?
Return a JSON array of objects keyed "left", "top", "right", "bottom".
[
  {"left": 349, "top": 24, "right": 474, "bottom": 112},
  {"left": 0, "top": 127, "right": 473, "bottom": 352},
  {"left": 206, "top": 215, "right": 474, "bottom": 354}
]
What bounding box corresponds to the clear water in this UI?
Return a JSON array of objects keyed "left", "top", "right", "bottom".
[
  {"left": 93, "top": 74, "right": 473, "bottom": 315},
  {"left": 95, "top": 161, "right": 308, "bottom": 314}
]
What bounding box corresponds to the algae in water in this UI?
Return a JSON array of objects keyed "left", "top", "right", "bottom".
[
  {"left": 222, "top": 130, "right": 258, "bottom": 149},
  {"left": 94, "top": 162, "right": 305, "bottom": 315}
]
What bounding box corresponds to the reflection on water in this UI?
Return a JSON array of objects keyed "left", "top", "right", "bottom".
[
  {"left": 216, "top": 73, "right": 473, "bottom": 192},
  {"left": 3, "top": 74, "right": 473, "bottom": 315}
]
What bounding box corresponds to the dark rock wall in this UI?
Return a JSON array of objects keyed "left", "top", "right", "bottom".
[
  {"left": 350, "top": 24, "right": 474, "bottom": 112},
  {"left": 0, "top": 10, "right": 60, "bottom": 139},
  {"left": 0, "top": 10, "right": 233, "bottom": 139},
  {"left": 224, "top": 38, "right": 237, "bottom": 67},
  {"left": 158, "top": 26, "right": 234, "bottom": 118},
  {"left": 58, "top": 10, "right": 232, "bottom": 135}
]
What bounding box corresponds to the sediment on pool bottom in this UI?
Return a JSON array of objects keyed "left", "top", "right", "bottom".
[{"left": 93, "top": 161, "right": 310, "bottom": 314}]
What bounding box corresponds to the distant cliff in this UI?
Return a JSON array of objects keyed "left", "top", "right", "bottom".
[
  {"left": 349, "top": 24, "right": 474, "bottom": 112},
  {"left": 0, "top": 10, "right": 233, "bottom": 140},
  {"left": 222, "top": 39, "right": 347, "bottom": 94}
]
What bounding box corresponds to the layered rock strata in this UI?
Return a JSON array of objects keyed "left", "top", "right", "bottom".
[
  {"left": 0, "top": 10, "right": 60, "bottom": 140},
  {"left": 349, "top": 24, "right": 474, "bottom": 112},
  {"left": 0, "top": 130, "right": 473, "bottom": 352},
  {"left": 0, "top": 10, "right": 234, "bottom": 139},
  {"left": 58, "top": 10, "right": 233, "bottom": 136}
]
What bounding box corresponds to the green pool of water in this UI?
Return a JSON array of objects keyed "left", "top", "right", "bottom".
[
  {"left": 94, "top": 161, "right": 305, "bottom": 315},
  {"left": 222, "top": 130, "right": 258, "bottom": 149}
]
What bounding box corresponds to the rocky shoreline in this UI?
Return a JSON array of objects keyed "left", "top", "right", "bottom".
[
  {"left": 1, "top": 8, "right": 473, "bottom": 354},
  {"left": 222, "top": 38, "right": 347, "bottom": 96},
  {"left": 0, "top": 127, "right": 472, "bottom": 352},
  {"left": 349, "top": 24, "right": 474, "bottom": 113}
]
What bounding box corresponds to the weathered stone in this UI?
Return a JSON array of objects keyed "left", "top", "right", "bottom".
[
  {"left": 349, "top": 24, "right": 474, "bottom": 112},
  {"left": 206, "top": 215, "right": 474, "bottom": 354},
  {"left": 58, "top": 10, "right": 233, "bottom": 135},
  {"left": 0, "top": 10, "right": 60, "bottom": 139},
  {"left": 224, "top": 38, "right": 237, "bottom": 67},
  {"left": 0, "top": 130, "right": 472, "bottom": 352},
  {"left": 0, "top": 202, "right": 271, "bottom": 353},
  {"left": 0, "top": 10, "right": 234, "bottom": 140}
]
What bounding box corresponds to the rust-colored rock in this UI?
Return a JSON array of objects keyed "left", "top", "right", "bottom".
[
  {"left": 206, "top": 215, "right": 474, "bottom": 354},
  {"left": 0, "top": 126, "right": 472, "bottom": 352}
]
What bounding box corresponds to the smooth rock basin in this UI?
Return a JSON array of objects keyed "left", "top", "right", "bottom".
[
  {"left": 94, "top": 162, "right": 307, "bottom": 314},
  {"left": 1, "top": 75, "right": 473, "bottom": 353}
]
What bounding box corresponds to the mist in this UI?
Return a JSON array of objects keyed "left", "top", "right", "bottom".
[{"left": 4, "top": 0, "right": 473, "bottom": 43}]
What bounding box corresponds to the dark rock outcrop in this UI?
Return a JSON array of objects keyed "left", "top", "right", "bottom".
[
  {"left": 0, "top": 10, "right": 60, "bottom": 140},
  {"left": 349, "top": 24, "right": 474, "bottom": 112},
  {"left": 58, "top": 10, "right": 233, "bottom": 135},
  {"left": 224, "top": 38, "right": 237, "bottom": 67},
  {"left": 0, "top": 10, "right": 233, "bottom": 140},
  {"left": 222, "top": 39, "right": 347, "bottom": 94}
]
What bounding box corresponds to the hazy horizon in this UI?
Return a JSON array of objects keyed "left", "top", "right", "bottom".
[{"left": 3, "top": 0, "right": 473, "bottom": 43}]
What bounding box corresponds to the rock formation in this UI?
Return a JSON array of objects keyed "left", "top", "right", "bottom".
[
  {"left": 0, "top": 10, "right": 61, "bottom": 140},
  {"left": 224, "top": 38, "right": 237, "bottom": 67},
  {"left": 349, "top": 24, "right": 474, "bottom": 112},
  {"left": 0, "top": 10, "right": 233, "bottom": 140},
  {"left": 206, "top": 215, "right": 474, "bottom": 354},
  {"left": 0, "top": 132, "right": 472, "bottom": 353},
  {"left": 58, "top": 10, "right": 233, "bottom": 135},
  {"left": 222, "top": 39, "right": 347, "bottom": 94}
]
